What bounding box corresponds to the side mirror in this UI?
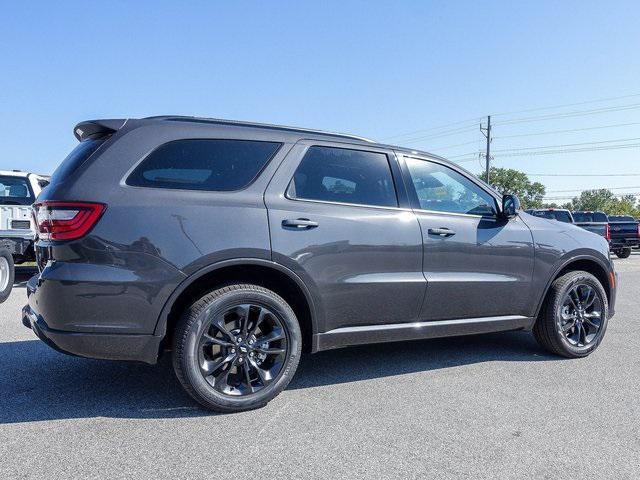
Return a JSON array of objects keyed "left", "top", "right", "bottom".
[{"left": 501, "top": 194, "right": 520, "bottom": 219}]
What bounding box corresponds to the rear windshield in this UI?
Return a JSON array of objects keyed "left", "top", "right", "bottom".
[
  {"left": 126, "top": 139, "right": 282, "bottom": 191},
  {"left": 0, "top": 176, "right": 34, "bottom": 205},
  {"left": 49, "top": 137, "right": 107, "bottom": 185},
  {"left": 572, "top": 212, "right": 608, "bottom": 223},
  {"left": 531, "top": 210, "right": 573, "bottom": 223},
  {"left": 608, "top": 215, "right": 635, "bottom": 222}
]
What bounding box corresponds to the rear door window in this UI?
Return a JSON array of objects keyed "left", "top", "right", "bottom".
[
  {"left": 287, "top": 146, "right": 398, "bottom": 208},
  {"left": 127, "top": 139, "right": 282, "bottom": 191},
  {"left": 0, "top": 176, "right": 34, "bottom": 205}
]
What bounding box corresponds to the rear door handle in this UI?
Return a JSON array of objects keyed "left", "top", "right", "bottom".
[
  {"left": 282, "top": 218, "right": 319, "bottom": 229},
  {"left": 428, "top": 227, "right": 455, "bottom": 237}
]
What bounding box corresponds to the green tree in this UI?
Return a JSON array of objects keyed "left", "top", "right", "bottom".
[
  {"left": 478, "top": 167, "right": 546, "bottom": 209},
  {"left": 567, "top": 189, "right": 640, "bottom": 216}
]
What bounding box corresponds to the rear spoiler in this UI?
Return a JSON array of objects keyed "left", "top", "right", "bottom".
[{"left": 73, "top": 119, "right": 127, "bottom": 141}]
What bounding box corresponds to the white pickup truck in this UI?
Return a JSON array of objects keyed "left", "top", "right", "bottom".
[{"left": 0, "top": 170, "right": 49, "bottom": 302}]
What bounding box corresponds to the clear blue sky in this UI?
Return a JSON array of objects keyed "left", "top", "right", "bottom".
[{"left": 2, "top": 1, "right": 640, "bottom": 200}]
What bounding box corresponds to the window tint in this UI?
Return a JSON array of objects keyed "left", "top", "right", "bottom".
[
  {"left": 287, "top": 146, "right": 398, "bottom": 208},
  {"left": 531, "top": 210, "right": 573, "bottom": 223},
  {"left": 0, "top": 176, "right": 34, "bottom": 205},
  {"left": 404, "top": 158, "right": 496, "bottom": 216},
  {"left": 127, "top": 139, "right": 281, "bottom": 191},
  {"left": 609, "top": 215, "right": 634, "bottom": 222},
  {"left": 572, "top": 212, "right": 608, "bottom": 223},
  {"left": 50, "top": 137, "right": 107, "bottom": 185}
]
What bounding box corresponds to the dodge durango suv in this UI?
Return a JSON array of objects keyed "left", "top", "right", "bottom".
[{"left": 23, "top": 116, "right": 617, "bottom": 412}]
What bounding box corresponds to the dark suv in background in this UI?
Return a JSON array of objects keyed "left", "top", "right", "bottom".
[{"left": 23, "top": 117, "right": 617, "bottom": 412}]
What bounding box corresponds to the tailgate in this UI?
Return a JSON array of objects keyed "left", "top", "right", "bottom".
[
  {"left": 0, "top": 205, "right": 35, "bottom": 237},
  {"left": 609, "top": 223, "right": 638, "bottom": 237}
]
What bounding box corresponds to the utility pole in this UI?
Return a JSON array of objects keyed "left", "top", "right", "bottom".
[{"left": 480, "top": 115, "right": 492, "bottom": 184}]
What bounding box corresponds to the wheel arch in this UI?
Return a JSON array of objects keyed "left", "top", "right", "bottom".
[
  {"left": 535, "top": 255, "right": 613, "bottom": 318},
  {"left": 154, "top": 258, "right": 318, "bottom": 355}
]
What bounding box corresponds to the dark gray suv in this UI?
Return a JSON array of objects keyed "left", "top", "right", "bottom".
[{"left": 23, "top": 116, "right": 617, "bottom": 412}]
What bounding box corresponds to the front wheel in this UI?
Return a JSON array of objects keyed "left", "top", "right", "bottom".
[
  {"left": 533, "top": 271, "right": 608, "bottom": 358},
  {"left": 0, "top": 248, "right": 15, "bottom": 304},
  {"left": 172, "top": 284, "right": 302, "bottom": 412},
  {"left": 615, "top": 247, "right": 631, "bottom": 259}
]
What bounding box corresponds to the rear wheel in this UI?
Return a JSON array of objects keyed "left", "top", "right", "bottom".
[
  {"left": 0, "top": 248, "right": 14, "bottom": 304},
  {"left": 533, "top": 271, "right": 608, "bottom": 358},
  {"left": 615, "top": 247, "right": 631, "bottom": 258},
  {"left": 172, "top": 284, "right": 302, "bottom": 412}
]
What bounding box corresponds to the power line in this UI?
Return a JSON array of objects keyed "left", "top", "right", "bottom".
[
  {"left": 381, "top": 118, "right": 481, "bottom": 141},
  {"left": 547, "top": 185, "right": 640, "bottom": 193},
  {"left": 526, "top": 173, "right": 640, "bottom": 177},
  {"left": 492, "top": 136, "right": 640, "bottom": 153},
  {"left": 382, "top": 92, "right": 640, "bottom": 143},
  {"left": 490, "top": 92, "right": 640, "bottom": 118},
  {"left": 443, "top": 140, "right": 640, "bottom": 160},
  {"left": 493, "top": 121, "right": 640, "bottom": 140},
  {"left": 399, "top": 125, "right": 479, "bottom": 144},
  {"left": 447, "top": 151, "right": 480, "bottom": 159},
  {"left": 494, "top": 143, "right": 640, "bottom": 158},
  {"left": 428, "top": 139, "right": 480, "bottom": 151},
  {"left": 544, "top": 192, "right": 640, "bottom": 200},
  {"left": 493, "top": 103, "right": 640, "bottom": 126}
]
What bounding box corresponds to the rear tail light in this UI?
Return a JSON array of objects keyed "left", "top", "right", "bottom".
[
  {"left": 637, "top": 223, "right": 640, "bottom": 238},
  {"left": 604, "top": 223, "right": 611, "bottom": 241},
  {"left": 34, "top": 201, "right": 106, "bottom": 241}
]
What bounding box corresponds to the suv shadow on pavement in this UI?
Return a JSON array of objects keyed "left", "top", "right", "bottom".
[{"left": 0, "top": 332, "right": 555, "bottom": 424}]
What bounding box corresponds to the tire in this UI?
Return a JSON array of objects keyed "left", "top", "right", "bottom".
[
  {"left": 533, "top": 271, "right": 608, "bottom": 358},
  {"left": 616, "top": 247, "right": 631, "bottom": 259},
  {"left": 0, "top": 248, "right": 15, "bottom": 304},
  {"left": 172, "top": 284, "right": 302, "bottom": 413}
]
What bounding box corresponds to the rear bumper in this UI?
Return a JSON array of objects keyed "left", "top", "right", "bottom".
[
  {"left": 610, "top": 238, "right": 640, "bottom": 249},
  {"left": 23, "top": 276, "right": 162, "bottom": 364},
  {"left": 0, "top": 236, "right": 33, "bottom": 256}
]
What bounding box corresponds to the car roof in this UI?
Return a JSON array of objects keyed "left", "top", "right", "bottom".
[{"left": 77, "top": 115, "right": 469, "bottom": 172}]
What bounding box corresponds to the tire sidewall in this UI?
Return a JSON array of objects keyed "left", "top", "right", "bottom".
[
  {"left": 178, "top": 287, "right": 301, "bottom": 411},
  {"left": 552, "top": 272, "right": 608, "bottom": 356},
  {"left": 0, "top": 248, "right": 14, "bottom": 304},
  {"left": 616, "top": 248, "right": 631, "bottom": 259}
]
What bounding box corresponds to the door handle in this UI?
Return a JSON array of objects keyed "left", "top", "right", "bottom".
[
  {"left": 282, "top": 218, "right": 319, "bottom": 229},
  {"left": 428, "top": 227, "right": 455, "bottom": 237}
]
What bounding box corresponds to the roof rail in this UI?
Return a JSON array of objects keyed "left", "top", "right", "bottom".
[{"left": 144, "top": 115, "right": 375, "bottom": 143}]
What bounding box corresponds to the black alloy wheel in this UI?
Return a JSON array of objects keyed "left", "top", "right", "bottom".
[
  {"left": 558, "top": 283, "right": 603, "bottom": 347},
  {"left": 198, "top": 303, "right": 289, "bottom": 396},
  {"left": 533, "top": 270, "right": 608, "bottom": 358},
  {"left": 173, "top": 284, "right": 301, "bottom": 412}
]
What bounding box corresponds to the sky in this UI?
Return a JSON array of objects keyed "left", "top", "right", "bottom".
[{"left": 2, "top": 0, "right": 640, "bottom": 202}]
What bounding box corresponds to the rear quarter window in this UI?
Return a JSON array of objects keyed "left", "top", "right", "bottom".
[{"left": 126, "top": 139, "right": 282, "bottom": 191}]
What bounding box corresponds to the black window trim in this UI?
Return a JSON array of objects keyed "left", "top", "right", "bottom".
[
  {"left": 398, "top": 153, "right": 501, "bottom": 219},
  {"left": 123, "top": 138, "right": 284, "bottom": 193},
  {"left": 284, "top": 143, "right": 410, "bottom": 211}
]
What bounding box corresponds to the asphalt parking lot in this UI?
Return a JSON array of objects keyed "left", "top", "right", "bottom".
[{"left": 1, "top": 256, "right": 639, "bottom": 480}]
